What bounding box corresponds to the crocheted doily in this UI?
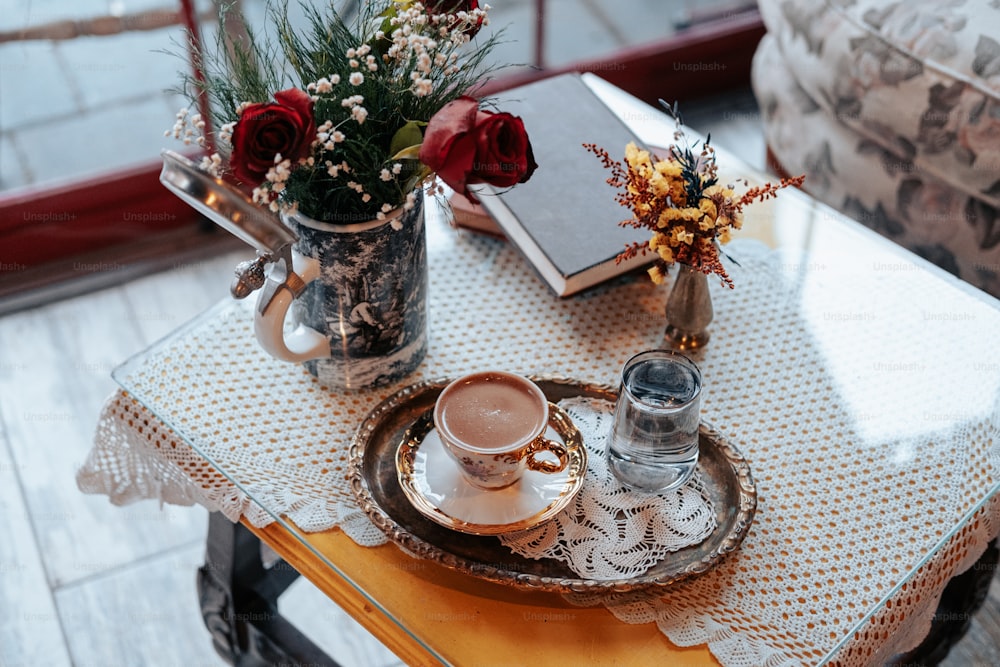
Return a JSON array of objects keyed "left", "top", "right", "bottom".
[
  {"left": 77, "top": 207, "right": 1000, "bottom": 666},
  {"left": 499, "top": 396, "right": 716, "bottom": 580}
]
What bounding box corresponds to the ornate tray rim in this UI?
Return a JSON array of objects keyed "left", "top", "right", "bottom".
[{"left": 347, "top": 376, "right": 758, "bottom": 594}]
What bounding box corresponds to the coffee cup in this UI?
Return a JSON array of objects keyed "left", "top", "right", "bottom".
[{"left": 433, "top": 372, "right": 569, "bottom": 490}]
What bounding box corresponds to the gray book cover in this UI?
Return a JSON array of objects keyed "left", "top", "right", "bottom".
[{"left": 474, "top": 72, "right": 652, "bottom": 296}]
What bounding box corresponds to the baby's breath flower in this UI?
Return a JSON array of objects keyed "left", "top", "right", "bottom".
[
  {"left": 351, "top": 106, "right": 368, "bottom": 124},
  {"left": 349, "top": 72, "right": 364, "bottom": 85},
  {"left": 391, "top": 163, "right": 403, "bottom": 175},
  {"left": 218, "top": 121, "right": 236, "bottom": 143},
  {"left": 379, "top": 168, "right": 393, "bottom": 182},
  {"left": 199, "top": 153, "right": 223, "bottom": 176},
  {"left": 412, "top": 79, "right": 433, "bottom": 96}
]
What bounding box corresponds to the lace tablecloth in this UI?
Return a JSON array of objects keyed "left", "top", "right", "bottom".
[{"left": 78, "top": 208, "right": 1000, "bottom": 666}]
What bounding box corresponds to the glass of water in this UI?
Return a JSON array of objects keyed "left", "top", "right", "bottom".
[{"left": 607, "top": 349, "right": 702, "bottom": 493}]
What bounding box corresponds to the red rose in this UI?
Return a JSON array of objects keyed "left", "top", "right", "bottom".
[
  {"left": 419, "top": 96, "right": 537, "bottom": 199},
  {"left": 230, "top": 88, "right": 316, "bottom": 186},
  {"left": 422, "top": 0, "right": 484, "bottom": 38}
]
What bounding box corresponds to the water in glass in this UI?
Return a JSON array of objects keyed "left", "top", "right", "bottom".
[{"left": 608, "top": 350, "right": 702, "bottom": 493}]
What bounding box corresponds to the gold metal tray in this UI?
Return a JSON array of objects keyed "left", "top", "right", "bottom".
[{"left": 347, "top": 377, "right": 758, "bottom": 593}]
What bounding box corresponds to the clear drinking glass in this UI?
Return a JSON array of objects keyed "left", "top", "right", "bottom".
[{"left": 607, "top": 349, "right": 702, "bottom": 493}]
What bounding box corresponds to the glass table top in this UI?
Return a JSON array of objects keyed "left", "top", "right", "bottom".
[{"left": 111, "top": 76, "right": 1000, "bottom": 665}]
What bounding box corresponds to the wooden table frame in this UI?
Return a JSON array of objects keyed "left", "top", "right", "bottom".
[{"left": 195, "top": 511, "right": 998, "bottom": 667}]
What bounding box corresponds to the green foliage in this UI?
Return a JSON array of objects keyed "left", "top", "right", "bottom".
[{"left": 177, "top": 0, "right": 506, "bottom": 220}]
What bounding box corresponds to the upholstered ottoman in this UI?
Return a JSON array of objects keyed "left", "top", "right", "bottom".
[{"left": 751, "top": 0, "right": 1000, "bottom": 298}]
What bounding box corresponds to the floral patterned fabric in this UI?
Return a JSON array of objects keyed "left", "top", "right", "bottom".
[{"left": 753, "top": 0, "right": 1000, "bottom": 298}]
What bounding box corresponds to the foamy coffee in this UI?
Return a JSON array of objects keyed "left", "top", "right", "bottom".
[
  {"left": 434, "top": 372, "right": 567, "bottom": 490},
  {"left": 435, "top": 372, "right": 547, "bottom": 450}
]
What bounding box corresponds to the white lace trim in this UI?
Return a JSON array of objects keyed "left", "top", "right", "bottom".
[{"left": 499, "top": 397, "right": 716, "bottom": 580}]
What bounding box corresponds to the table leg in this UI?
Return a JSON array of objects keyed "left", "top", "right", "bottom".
[{"left": 197, "top": 511, "right": 341, "bottom": 667}]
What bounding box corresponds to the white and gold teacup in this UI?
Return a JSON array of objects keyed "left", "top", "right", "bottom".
[{"left": 433, "top": 371, "right": 568, "bottom": 490}]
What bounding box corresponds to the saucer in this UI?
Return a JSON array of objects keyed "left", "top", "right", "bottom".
[{"left": 395, "top": 405, "right": 586, "bottom": 536}]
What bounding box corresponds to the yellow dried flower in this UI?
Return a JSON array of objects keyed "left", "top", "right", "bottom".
[
  {"left": 670, "top": 227, "right": 694, "bottom": 245},
  {"left": 585, "top": 124, "right": 804, "bottom": 289},
  {"left": 653, "top": 158, "right": 683, "bottom": 179},
  {"left": 656, "top": 207, "right": 684, "bottom": 228},
  {"left": 698, "top": 198, "right": 718, "bottom": 222}
]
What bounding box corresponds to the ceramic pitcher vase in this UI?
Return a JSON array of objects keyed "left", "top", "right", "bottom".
[{"left": 254, "top": 191, "right": 428, "bottom": 389}]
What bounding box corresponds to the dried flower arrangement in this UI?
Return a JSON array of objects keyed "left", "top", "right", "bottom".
[{"left": 585, "top": 101, "right": 804, "bottom": 288}]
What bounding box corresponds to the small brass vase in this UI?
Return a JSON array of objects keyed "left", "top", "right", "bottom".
[{"left": 664, "top": 263, "right": 713, "bottom": 350}]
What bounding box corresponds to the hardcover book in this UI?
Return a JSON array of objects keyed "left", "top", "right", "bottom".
[
  {"left": 470, "top": 72, "right": 652, "bottom": 297},
  {"left": 447, "top": 192, "right": 504, "bottom": 238}
]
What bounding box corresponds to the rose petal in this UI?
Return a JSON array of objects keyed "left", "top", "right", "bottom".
[
  {"left": 435, "top": 132, "right": 477, "bottom": 198},
  {"left": 419, "top": 96, "right": 479, "bottom": 172},
  {"left": 229, "top": 90, "right": 317, "bottom": 186}
]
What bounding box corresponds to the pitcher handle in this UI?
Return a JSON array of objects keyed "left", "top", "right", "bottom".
[{"left": 252, "top": 249, "right": 331, "bottom": 362}]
